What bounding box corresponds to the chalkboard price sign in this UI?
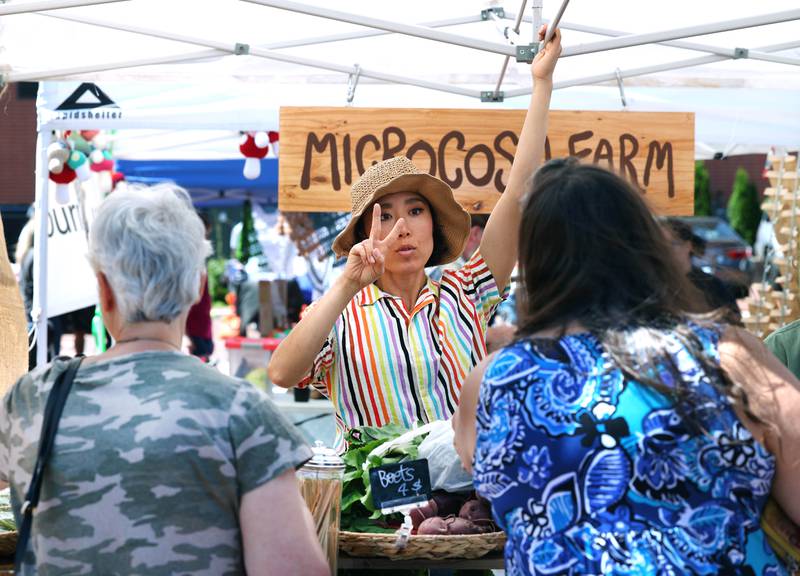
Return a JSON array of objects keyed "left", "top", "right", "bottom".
[{"left": 369, "top": 458, "right": 432, "bottom": 512}]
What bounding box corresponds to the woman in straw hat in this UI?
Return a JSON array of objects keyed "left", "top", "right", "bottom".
[{"left": 270, "top": 28, "right": 562, "bottom": 451}]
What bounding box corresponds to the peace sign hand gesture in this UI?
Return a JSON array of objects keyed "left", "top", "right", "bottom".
[{"left": 342, "top": 204, "right": 405, "bottom": 291}]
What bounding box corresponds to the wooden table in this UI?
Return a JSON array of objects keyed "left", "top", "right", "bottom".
[{"left": 338, "top": 551, "right": 504, "bottom": 571}]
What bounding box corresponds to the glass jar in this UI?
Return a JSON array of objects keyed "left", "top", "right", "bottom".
[{"left": 297, "top": 441, "right": 345, "bottom": 575}]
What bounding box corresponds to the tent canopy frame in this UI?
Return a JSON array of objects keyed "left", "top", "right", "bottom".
[{"left": 3, "top": 0, "right": 797, "bottom": 364}]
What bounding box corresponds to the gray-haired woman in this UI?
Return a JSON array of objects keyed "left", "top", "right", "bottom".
[{"left": 0, "top": 185, "right": 328, "bottom": 576}]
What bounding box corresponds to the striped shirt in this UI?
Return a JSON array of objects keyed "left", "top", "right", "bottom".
[{"left": 302, "top": 251, "right": 506, "bottom": 452}]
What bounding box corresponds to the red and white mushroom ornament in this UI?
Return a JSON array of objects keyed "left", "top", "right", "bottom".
[{"left": 239, "top": 132, "right": 270, "bottom": 180}]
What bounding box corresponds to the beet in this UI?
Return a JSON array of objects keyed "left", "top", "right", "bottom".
[
  {"left": 458, "top": 499, "right": 493, "bottom": 523},
  {"left": 430, "top": 491, "right": 467, "bottom": 517},
  {"left": 409, "top": 499, "right": 438, "bottom": 530},
  {"left": 417, "top": 516, "right": 449, "bottom": 535},
  {"left": 444, "top": 517, "right": 483, "bottom": 535}
]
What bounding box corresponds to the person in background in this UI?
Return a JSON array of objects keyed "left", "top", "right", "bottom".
[
  {"left": 186, "top": 213, "right": 214, "bottom": 361},
  {"left": 0, "top": 212, "right": 28, "bottom": 396},
  {"left": 454, "top": 158, "right": 800, "bottom": 575},
  {"left": 15, "top": 217, "right": 62, "bottom": 366},
  {"left": 269, "top": 28, "right": 561, "bottom": 453},
  {"left": 0, "top": 184, "right": 328, "bottom": 576},
  {"left": 664, "top": 217, "right": 741, "bottom": 323},
  {"left": 427, "top": 213, "right": 489, "bottom": 281},
  {"left": 429, "top": 213, "right": 516, "bottom": 353},
  {"left": 765, "top": 318, "right": 800, "bottom": 380}
]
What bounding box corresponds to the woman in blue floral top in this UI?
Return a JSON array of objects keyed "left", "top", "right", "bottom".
[{"left": 453, "top": 159, "right": 800, "bottom": 575}]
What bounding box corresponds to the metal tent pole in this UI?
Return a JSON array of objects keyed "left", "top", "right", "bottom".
[
  {"left": 506, "top": 12, "right": 800, "bottom": 66},
  {"left": 41, "top": 13, "right": 482, "bottom": 98},
  {"left": 488, "top": 0, "right": 528, "bottom": 101},
  {"left": 503, "top": 38, "right": 800, "bottom": 97},
  {"left": 0, "top": 0, "right": 127, "bottom": 15},
  {"left": 33, "top": 129, "right": 51, "bottom": 367},
  {"left": 747, "top": 52, "right": 800, "bottom": 67},
  {"left": 5, "top": 50, "right": 223, "bottom": 83},
  {"left": 265, "top": 14, "right": 484, "bottom": 49},
  {"left": 541, "top": 0, "right": 570, "bottom": 47},
  {"left": 15, "top": 13, "right": 484, "bottom": 82},
  {"left": 241, "top": 0, "right": 515, "bottom": 57},
  {"left": 558, "top": 9, "right": 800, "bottom": 58}
]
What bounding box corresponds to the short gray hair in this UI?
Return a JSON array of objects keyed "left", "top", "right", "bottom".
[{"left": 89, "top": 184, "right": 211, "bottom": 324}]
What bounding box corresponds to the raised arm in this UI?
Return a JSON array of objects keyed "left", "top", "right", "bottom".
[
  {"left": 268, "top": 205, "right": 405, "bottom": 388},
  {"left": 719, "top": 325, "right": 800, "bottom": 525},
  {"left": 480, "top": 26, "right": 561, "bottom": 293}
]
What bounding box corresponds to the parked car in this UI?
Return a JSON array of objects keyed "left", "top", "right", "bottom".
[{"left": 672, "top": 216, "right": 754, "bottom": 292}]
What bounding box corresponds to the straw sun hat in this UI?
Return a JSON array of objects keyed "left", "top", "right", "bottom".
[{"left": 332, "top": 156, "right": 470, "bottom": 265}]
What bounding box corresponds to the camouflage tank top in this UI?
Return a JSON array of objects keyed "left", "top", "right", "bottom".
[{"left": 0, "top": 351, "right": 312, "bottom": 575}]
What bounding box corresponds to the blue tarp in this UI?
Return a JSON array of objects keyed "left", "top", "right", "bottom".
[{"left": 115, "top": 158, "right": 278, "bottom": 206}]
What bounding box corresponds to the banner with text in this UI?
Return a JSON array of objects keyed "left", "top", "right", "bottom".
[
  {"left": 46, "top": 181, "right": 99, "bottom": 318},
  {"left": 279, "top": 107, "right": 694, "bottom": 215}
]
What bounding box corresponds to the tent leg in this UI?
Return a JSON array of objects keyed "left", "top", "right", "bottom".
[{"left": 33, "top": 129, "right": 51, "bottom": 367}]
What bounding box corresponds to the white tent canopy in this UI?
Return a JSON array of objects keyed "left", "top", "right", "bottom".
[
  {"left": 3, "top": 0, "right": 800, "bottom": 155},
  {"left": 2, "top": 0, "right": 800, "bottom": 364}
]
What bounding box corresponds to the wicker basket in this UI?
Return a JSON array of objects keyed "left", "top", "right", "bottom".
[
  {"left": 0, "top": 531, "right": 16, "bottom": 557},
  {"left": 339, "top": 530, "right": 505, "bottom": 560}
]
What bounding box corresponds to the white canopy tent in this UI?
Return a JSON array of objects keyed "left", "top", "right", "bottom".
[{"left": 1, "top": 0, "right": 799, "bottom": 363}]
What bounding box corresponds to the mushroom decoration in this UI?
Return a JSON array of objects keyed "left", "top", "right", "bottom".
[
  {"left": 268, "top": 131, "right": 279, "bottom": 158},
  {"left": 80, "top": 130, "right": 100, "bottom": 142},
  {"left": 90, "top": 149, "right": 115, "bottom": 194},
  {"left": 90, "top": 149, "right": 114, "bottom": 172},
  {"left": 67, "top": 149, "right": 92, "bottom": 182},
  {"left": 47, "top": 142, "right": 70, "bottom": 174},
  {"left": 111, "top": 171, "right": 126, "bottom": 191},
  {"left": 50, "top": 165, "right": 76, "bottom": 204},
  {"left": 239, "top": 132, "right": 269, "bottom": 180}
]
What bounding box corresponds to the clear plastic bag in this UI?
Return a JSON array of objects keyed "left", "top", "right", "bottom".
[{"left": 417, "top": 420, "right": 473, "bottom": 492}]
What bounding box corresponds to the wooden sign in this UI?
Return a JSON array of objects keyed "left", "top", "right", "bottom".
[
  {"left": 369, "top": 458, "right": 431, "bottom": 512},
  {"left": 279, "top": 107, "right": 694, "bottom": 215}
]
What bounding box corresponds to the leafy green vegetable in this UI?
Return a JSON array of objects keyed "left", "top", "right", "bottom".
[{"left": 340, "top": 424, "right": 429, "bottom": 533}]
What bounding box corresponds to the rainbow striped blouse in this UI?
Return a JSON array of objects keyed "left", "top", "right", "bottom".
[{"left": 303, "top": 251, "right": 506, "bottom": 452}]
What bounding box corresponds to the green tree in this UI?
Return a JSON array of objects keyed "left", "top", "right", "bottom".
[
  {"left": 726, "top": 167, "right": 761, "bottom": 245},
  {"left": 236, "top": 199, "right": 255, "bottom": 264},
  {"left": 694, "top": 161, "right": 711, "bottom": 216}
]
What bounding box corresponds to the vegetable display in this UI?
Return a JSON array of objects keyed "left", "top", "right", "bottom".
[
  {"left": 0, "top": 490, "right": 14, "bottom": 532},
  {"left": 340, "top": 425, "right": 498, "bottom": 536}
]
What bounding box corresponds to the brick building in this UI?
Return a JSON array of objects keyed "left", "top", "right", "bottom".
[{"left": 0, "top": 83, "right": 37, "bottom": 259}]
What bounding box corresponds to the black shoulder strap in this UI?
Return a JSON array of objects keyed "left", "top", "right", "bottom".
[{"left": 15, "top": 356, "right": 84, "bottom": 570}]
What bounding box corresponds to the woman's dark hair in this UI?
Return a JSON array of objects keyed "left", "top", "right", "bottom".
[
  {"left": 664, "top": 217, "right": 707, "bottom": 256},
  {"left": 517, "top": 158, "right": 761, "bottom": 429},
  {"left": 355, "top": 196, "right": 448, "bottom": 267}
]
